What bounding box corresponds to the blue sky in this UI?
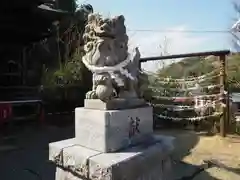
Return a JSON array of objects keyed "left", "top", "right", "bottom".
[{"left": 78, "top": 0, "right": 237, "bottom": 70}]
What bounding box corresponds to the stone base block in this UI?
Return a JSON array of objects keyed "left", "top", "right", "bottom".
[
  {"left": 84, "top": 98, "right": 147, "bottom": 110},
  {"left": 55, "top": 167, "right": 80, "bottom": 180},
  {"left": 75, "top": 106, "right": 153, "bottom": 152},
  {"left": 49, "top": 135, "right": 174, "bottom": 180}
]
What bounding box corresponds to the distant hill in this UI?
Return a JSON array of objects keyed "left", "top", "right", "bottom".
[{"left": 154, "top": 53, "right": 240, "bottom": 91}]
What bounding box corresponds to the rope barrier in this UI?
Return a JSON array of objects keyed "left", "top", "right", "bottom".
[
  {"left": 148, "top": 68, "right": 225, "bottom": 122},
  {"left": 154, "top": 99, "right": 221, "bottom": 110},
  {"left": 152, "top": 93, "right": 222, "bottom": 100},
  {"left": 153, "top": 74, "right": 220, "bottom": 85},
  {"left": 149, "top": 84, "right": 222, "bottom": 92},
  {"left": 156, "top": 112, "right": 222, "bottom": 121},
  {"left": 143, "top": 69, "right": 219, "bottom": 82}
]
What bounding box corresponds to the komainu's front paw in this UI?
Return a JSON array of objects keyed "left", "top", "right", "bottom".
[{"left": 85, "top": 90, "right": 98, "bottom": 99}]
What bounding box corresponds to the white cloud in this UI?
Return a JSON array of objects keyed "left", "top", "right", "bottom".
[{"left": 128, "top": 26, "right": 209, "bottom": 72}]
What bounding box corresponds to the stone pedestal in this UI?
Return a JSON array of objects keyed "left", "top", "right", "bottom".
[
  {"left": 84, "top": 99, "right": 147, "bottom": 110},
  {"left": 49, "top": 136, "right": 174, "bottom": 180},
  {"left": 75, "top": 106, "right": 153, "bottom": 152},
  {"left": 49, "top": 99, "right": 174, "bottom": 180}
]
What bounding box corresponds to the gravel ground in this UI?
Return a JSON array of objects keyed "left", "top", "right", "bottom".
[
  {"left": 157, "top": 130, "right": 240, "bottom": 180},
  {"left": 0, "top": 125, "right": 239, "bottom": 180}
]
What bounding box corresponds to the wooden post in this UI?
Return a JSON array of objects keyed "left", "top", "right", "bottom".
[
  {"left": 225, "top": 64, "right": 230, "bottom": 130},
  {"left": 138, "top": 61, "right": 142, "bottom": 70},
  {"left": 219, "top": 55, "right": 227, "bottom": 137},
  {"left": 22, "top": 47, "right": 27, "bottom": 85}
]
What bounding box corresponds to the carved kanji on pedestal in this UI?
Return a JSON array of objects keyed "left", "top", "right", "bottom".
[{"left": 128, "top": 117, "right": 140, "bottom": 138}]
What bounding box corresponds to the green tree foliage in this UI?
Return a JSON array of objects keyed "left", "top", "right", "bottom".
[{"left": 41, "top": 1, "right": 92, "bottom": 88}]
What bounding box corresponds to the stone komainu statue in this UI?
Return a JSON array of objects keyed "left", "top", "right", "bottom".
[{"left": 82, "top": 13, "right": 145, "bottom": 101}]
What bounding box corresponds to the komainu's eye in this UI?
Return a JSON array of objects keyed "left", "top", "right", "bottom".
[{"left": 120, "top": 43, "right": 124, "bottom": 48}]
